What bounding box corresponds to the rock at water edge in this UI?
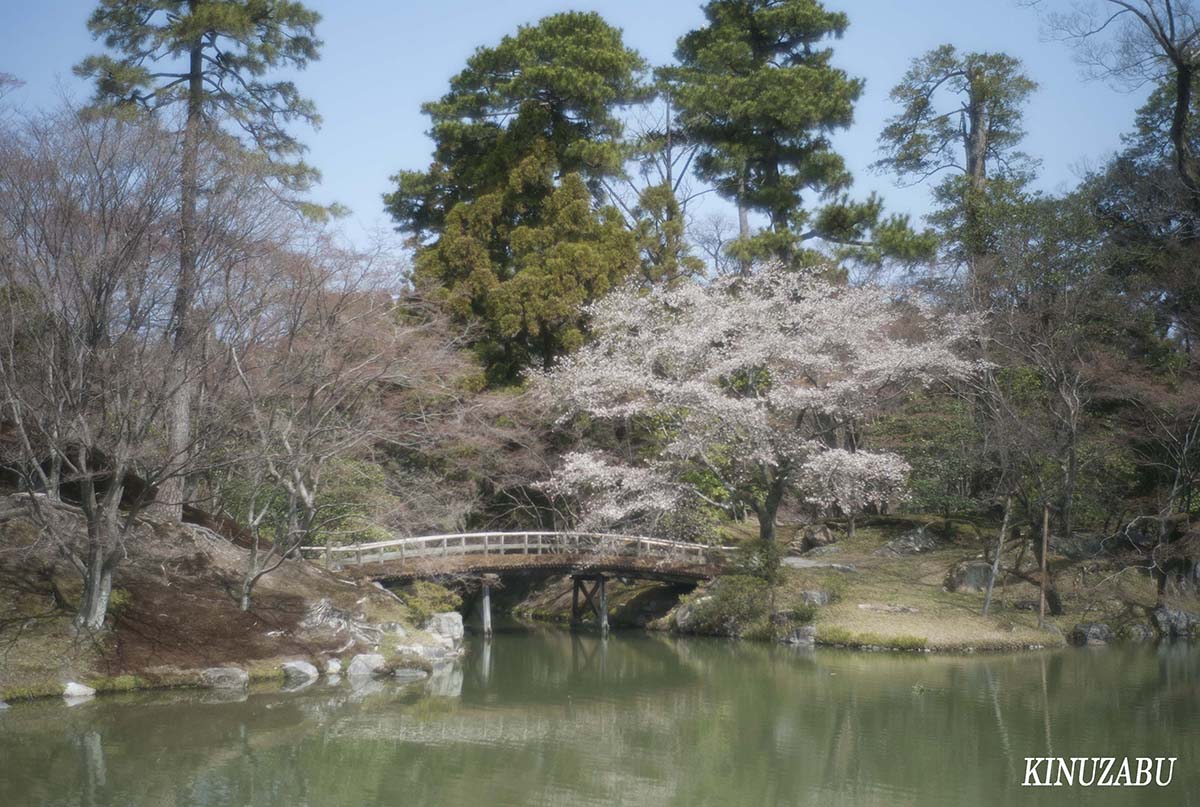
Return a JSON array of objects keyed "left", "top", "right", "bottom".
[
  {"left": 200, "top": 667, "right": 249, "bottom": 690},
  {"left": 281, "top": 660, "right": 319, "bottom": 685},
  {"left": 63, "top": 682, "right": 96, "bottom": 699},
  {"left": 346, "top": 653, "right": 387, "bottom": 679},
  {"left": 423, "top": 612, "right": 464, "bottom": 647},
  {"left": 1068, "top": 622, "right": 1114, "bottom": 646}
]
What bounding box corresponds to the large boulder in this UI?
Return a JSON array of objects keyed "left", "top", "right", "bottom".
[
  {"left": 944, "top": 560, "right": 994, "bottom": 593},
  {"left": 423, "top": 612, "right": 464, "bottom": 648},
  {"left": 63, "top": 682, "right": 96, "bottom": 699},
  {"left": 672, "top": 597, "right": 710, "bottom": 633},
  {"left": 281, "top": 660, "right": 319, "bottom": 685},
  {"left": 1152, "top": 606, "right": 1199, "bottom": 638},
  {"left": 874, "top": 526, "right": 939, "bottom": 557},
  {"left": 1121, "top": 622, "right": 1155, "bottom": 642},
  {"left": 799, "top": 590, "right": 834, "bottom": 607},
  {"left": 346, "top": 653, "right": 387, "bottom": 679},
  {"left": 1050, "top": 532, "right": 1107, "bottom": 561},
  {"left": 780, "top": 625, "right": 817, "bottom": 647},
  {"left": 199, "top": 667, "right": 248, "bottom": 690},
  {"left": 1069, "top": 622, "right": 1115, "bottom": 646},
  {"left": 801, "top": 524, "right": 837, "bottom": 552},
  {"left": 324, "top": 658, "right": 343, "bottom": 676}
]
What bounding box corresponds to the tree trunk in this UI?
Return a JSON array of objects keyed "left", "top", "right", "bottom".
[
  {"left": 981, "top": 494, "right": 1012, "bottom": 616},
  {"left": 1060, "top": 435, "right": 1077, "bottom": 540},
  {"left": 965, "top": 90, "right": 988, "bottom": 191},
  {"left": 541, "top": 328, "right": 556, "bottom": 372},
  {"left": 155, "top": 22, "right": 204, "bottom": 522},
  {"left": 1170, "top": 62, "right": 1200, "bottom": 221},
  {"left": 962, "top": 86, "right": 990, "bottom": 278},
  {"left": 1038, "top": 503, "right": 1049, "bottom": 629},
  {"left": 737, "top": 165, "right": 751, "bottom": 274},
  {"left": 756, "top": 510, "right": 776, "bottom": 543},
  {"left": 46, "top": 437, "right": 62, "bottom": 500},
  {"left": 75, "top": 542, "right": 113, "bottom": 632},
  {"left": 755, "top": 474, "right": 786, "bottom": 543}
]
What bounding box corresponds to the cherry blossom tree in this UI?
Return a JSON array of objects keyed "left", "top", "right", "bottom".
[{"left": 536, "top": 264, "right": 978, "bottom": 542}]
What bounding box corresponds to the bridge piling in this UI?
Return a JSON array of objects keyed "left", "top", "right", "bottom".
[
  {"left": 481, "top": 578, "right": 494, "bottom": 638},
  {"left": 598, "top": 576, "right": 608, "bottom": 636},
  {"left": 570, "top": 574, "right": 609, "bottom": 636}
]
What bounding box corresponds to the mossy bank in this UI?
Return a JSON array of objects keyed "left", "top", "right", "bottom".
[{"left": 512, "top": 515, "right": 1188, "bottom": 653}]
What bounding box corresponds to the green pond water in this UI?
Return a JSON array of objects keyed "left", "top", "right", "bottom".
[{"left": 0, "top": 625, "right": 1196, "bottom": 806}]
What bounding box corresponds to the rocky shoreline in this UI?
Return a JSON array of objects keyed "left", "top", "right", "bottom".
[
  {"left": 0, "top": 610, "right": 467, "bottom": 709},
  {"left": 0, "top": 495, "right": 469, "bottom": 706}
]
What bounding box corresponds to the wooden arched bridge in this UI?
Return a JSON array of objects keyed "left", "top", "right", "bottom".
[{"left": 300, "top": 531, "right": 729, "bottom": 634}]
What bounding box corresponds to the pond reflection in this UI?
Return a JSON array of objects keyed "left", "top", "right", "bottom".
[{"left": 1, "top": 625, "right": 1197, "bottom": 806}]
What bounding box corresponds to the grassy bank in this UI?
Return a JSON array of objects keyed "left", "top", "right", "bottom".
[{"left": 514, "top": 515, "right": 1176, "bottom": 653}]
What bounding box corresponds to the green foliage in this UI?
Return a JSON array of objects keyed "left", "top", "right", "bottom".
[
  {"left": 929, "top": 175, "right": 1036, "bottom": 266},
  {"left": 89, "top": 674, "right": 147, "bottom": 692},
  {"left": 874, "top": 391, "right": 983, "bottom": 517},
  {"left": 107, "top": 588, "right": 131, "bottom": 614},
  {"left": 682, "top": 574, "right": 772, "bottom": 637},
  {"left": 415, "top": 168, "right": 639, "bottom": 380},
  {"left": 387, "top": 12, "right": 646, "bottom": 382},
  {"left": 215, "top": 458, "right": 397, "bottom": 548},
  {"left": 632, "top": 183, "right": 705, "bottom": 282},
  {"left": 732, "top": 539, "right": 784, "bottom": 586},
  {"left": 76, "top": 0, "right": 324, "bottom": 194},
  {"left": 877, "top": 45, "right": 1036, "bottom": 184},
  {"left": 876, "top": 44, "right": 1036, "bottom": 264},
  {"left": 672, "top": 0, "right": 930, "bottom": 264},
  {"left": 1124, "top": 79, "right": 1200, "bottom": 172},
  {"left": 397, "top": 581, "right": 462, "bottom": 625}
]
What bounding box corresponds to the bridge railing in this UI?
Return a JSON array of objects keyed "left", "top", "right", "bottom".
[{"left": 299, "top": 531, "right": 728, "bottom": 569}]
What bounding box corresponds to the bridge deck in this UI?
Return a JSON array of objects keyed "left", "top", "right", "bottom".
[{"left": 301, "top": 531, "right": 726, "bottom": 582}]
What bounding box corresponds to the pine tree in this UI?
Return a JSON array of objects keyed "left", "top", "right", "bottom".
[
  {"left": 385, "top": 12, "right": 645, "bottom": 382},
  {"left": 875, "top": 45, "right": 1036, "bottom": 266},
  {"left": 672, "top": 0, "right": 930, "bottom": 266},
  {"left": 76, "top": 0, "right": 323, "bottom": 519}
]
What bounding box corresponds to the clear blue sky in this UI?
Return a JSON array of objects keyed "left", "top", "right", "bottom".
[{"left": 1, "top": 0, "right": 1146, "bottom": 245}]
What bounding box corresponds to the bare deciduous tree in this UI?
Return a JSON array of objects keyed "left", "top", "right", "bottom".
[{"left": 216, "top": 240, "right": 474, "bottom": 609}]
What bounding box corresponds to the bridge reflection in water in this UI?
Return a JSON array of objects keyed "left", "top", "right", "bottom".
[{"left": 301, "top": 532, "right": 728, "bottom": 635}]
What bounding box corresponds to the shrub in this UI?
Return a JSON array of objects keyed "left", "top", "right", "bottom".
[
  {"left": 397, "top": 580, "right": 462, "bottom": 624},
  {"left": 682, "top": 574, "right": 771, "bottom": 637},
  {"left": 108, "top": 587, "right": 131, "bottom": 614}
]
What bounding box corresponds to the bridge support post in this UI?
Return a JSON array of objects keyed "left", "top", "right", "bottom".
[
  {"left": 598, "top": 575, "right": 608, "bottom": 636},
  {"left": 571, "top": 578, "right": 580, "bottom": 627},
  {"left": 570, "top": 574, "right": 609, "bottom": 636},
  {"left": 481, "top": 580, "right": 493, "bottom": 639}
]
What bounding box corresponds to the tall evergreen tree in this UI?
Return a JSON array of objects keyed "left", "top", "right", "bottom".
[
  {"left": 385, "top": 12, "right": 645, "bottom": 383},
  {"left": 875, "top": 45, "right": 1036, "bottom": 268},
  {"left": 76, "top": 0, "right": 323, "bottom": 519},
  {"left": 672, "top": 0, "right": 930, "bottom": 266}
]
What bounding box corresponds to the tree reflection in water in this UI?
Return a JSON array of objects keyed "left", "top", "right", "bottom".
[{"left": 0, "top": 627, "right": 1196, "bottom": 807}]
